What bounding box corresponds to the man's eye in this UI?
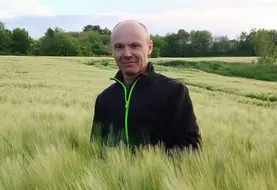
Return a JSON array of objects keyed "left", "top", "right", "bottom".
[
  {"left": 132, "top": 44, "right": 140, "bottom": 48},
  {"left": 115, "top": 45, "right": 123, "bottom": 49}
]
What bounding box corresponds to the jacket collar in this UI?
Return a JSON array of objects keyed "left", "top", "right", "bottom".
[{"left": 113, "top": 62, "right": 155, "bottom": 85}]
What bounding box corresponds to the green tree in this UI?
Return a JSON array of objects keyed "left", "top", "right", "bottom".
[
  {"left": 10, "top": 28, "right": 31, "bottom": 54},
  {"left": 72, "top": 30, "right": 110, "bottom": 56},
  {"left": 0, "top": 22, "right": 12, "bottom": 54},
  {"left": 163, "top": 33, "right": 179, "bottom": 57},
  {"left": 251, "top": 29, "right": 277, "bottom": 64},
  {"left": 39, "top": 27, "right": 81, "bottom": 56},
  {"left": 150, "top": 34, "right": 166, "bottom": 56},
  {"left": 83, "top": 25, "right": 111, "bottom": 35},
  {"left": 212, "top": 36, "right": 231, "bottom": 56},
  {"left": 189, "top": 30, "right": 213, "bottom": 56},
  {"left": 150, "top": 47, "right": 160, "bottom": 58},
  {"left": 235, "top": 31, "right": 254, "bottom": 56},
  {"left": 2, "top": 21, "right": 277, "bottom": 58}
]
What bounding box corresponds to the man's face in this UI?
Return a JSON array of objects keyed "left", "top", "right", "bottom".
[{"left": 110, "top": 23, "right": 153, "bottom": 78}]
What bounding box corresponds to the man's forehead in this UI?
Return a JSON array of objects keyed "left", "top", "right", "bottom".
[
  {"left": 111, "top": 31, "right": 145, "bottom": 45},
  {"left": 111, "top": 34, "right": 147, "bottom": 46}
]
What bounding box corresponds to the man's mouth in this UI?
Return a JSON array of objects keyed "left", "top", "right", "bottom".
[{"left": 123, "top": 62, "right": 135, "bottom": 65}]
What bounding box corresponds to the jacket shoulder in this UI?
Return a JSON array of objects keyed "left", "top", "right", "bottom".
[
  {"left": 152, "top": 73, "right": 189, "bottom": 92},
  {"left": 95, "top": 82, "right": 118, "bottom": 103}
]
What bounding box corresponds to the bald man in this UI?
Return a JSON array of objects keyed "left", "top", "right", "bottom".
[{"left": 90, "top": 20, "right": 202, "bottom": 152}]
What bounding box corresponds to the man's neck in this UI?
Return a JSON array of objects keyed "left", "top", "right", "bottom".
[{"left": 124, "top": 74, "right": 138, "bottom": 84}]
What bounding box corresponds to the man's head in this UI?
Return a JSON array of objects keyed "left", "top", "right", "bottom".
[{"left": 110, "top": 20, "right": 153, "bottom": 83}]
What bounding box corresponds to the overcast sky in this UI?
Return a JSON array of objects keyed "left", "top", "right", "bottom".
[{"left": 1, "top": 0, "right": 277, "bottom": 39}]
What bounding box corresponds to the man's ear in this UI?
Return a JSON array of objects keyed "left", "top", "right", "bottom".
[{"left": 148, "top": 40, "right": 153, "bottom": 55}]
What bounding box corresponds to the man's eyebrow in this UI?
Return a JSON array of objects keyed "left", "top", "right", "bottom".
[
  {"left": 113, "top": 41, "right": 143, "bottom": 45},
  {"left": 112, "top": 42, "right": 122, "bottom": 46}
]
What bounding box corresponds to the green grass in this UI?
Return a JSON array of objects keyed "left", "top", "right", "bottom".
[
  {"left": 156, "top": 60, "right": 277, "bottom": 82},
  {"left": 1, "top": 56, "right": 277, "bottom": 189}
]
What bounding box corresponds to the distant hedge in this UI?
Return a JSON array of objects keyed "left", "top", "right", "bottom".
[{"left": 156, "top": 60, "right": 277, "bottom": 82}]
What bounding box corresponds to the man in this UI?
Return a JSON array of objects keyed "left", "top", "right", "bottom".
[{"left": 90, "top": 20, "right": 202, "bottom": 151}]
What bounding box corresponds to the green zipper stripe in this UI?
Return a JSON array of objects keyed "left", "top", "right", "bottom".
[{"left": 110, "top": 77, "right": 139, "bottom": 146}]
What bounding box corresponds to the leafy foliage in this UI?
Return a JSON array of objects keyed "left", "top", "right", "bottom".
[
  {"left": 1, "top": 21, "right": 277, "bottom": 63},
  {"left": 250, "top": 28, "right": 277, "bottom": 64}
]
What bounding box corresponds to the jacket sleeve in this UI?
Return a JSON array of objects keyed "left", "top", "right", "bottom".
[
  {"left": 164, "top": 81, "right": 202, "bottom": 151},
  {"left": 90, "top": 95, "right": 108, "bottom": 144}
]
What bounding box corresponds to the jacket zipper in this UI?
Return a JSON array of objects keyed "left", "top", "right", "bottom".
[{"left": 110, "top": 77, "right": 140, "bottom": 146}]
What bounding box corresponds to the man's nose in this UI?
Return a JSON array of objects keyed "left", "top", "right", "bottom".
[{"left": 123, "top": 47, "right": 132, "bottom": 57}]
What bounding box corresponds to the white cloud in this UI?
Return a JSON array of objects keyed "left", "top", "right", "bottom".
[
  {"left": 0, "top": 0, "right": 52, "bottom": 19},
  {"left": 1, "top": 0, "right": 276, "bottom": 39},
  {"left": 104, "top": 0, "right": 277, "bottom": 38},
  {"left": 192, "top": 0, "right": 277, "bottom": 8}
]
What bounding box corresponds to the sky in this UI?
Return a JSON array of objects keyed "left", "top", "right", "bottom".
[{"left": 1, "top": 0, "right": 277, "bottom": 39}]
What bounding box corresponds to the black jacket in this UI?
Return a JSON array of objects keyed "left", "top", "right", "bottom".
[{"left": 90, "top": 62, "right": 202, "bottom": 151}]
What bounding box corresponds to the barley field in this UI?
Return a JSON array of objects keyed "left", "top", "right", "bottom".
[{"left": 0, "top": 56, "right": 276, "bottom": 190}]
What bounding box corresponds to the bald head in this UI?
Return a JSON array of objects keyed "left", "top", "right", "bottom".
[
  {"left": 109, "top": 19, "right": 153, "bottom": 82},
  {"left": 110, "top": 20, "right": 150, "bottom": 44}
]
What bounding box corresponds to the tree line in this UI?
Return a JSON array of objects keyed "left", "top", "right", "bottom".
[{"left": 0, "top": 21, "right": 277, "bottom": 63}]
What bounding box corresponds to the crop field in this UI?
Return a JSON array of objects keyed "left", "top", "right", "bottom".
[{"left": 0, "top": 56, "right": 277, "bottom": 190}]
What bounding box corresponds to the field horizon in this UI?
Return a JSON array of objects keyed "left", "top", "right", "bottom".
[
  {"left": 0, "top": 56, "right": 276, "bottom": 190},
  {"left": 0, "top": 55, "right": 257, "bottom": 62}
]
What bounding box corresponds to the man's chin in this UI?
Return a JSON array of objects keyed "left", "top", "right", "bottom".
[{"left": 124, "top": 69, "right": 138, "bottom": 77}]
